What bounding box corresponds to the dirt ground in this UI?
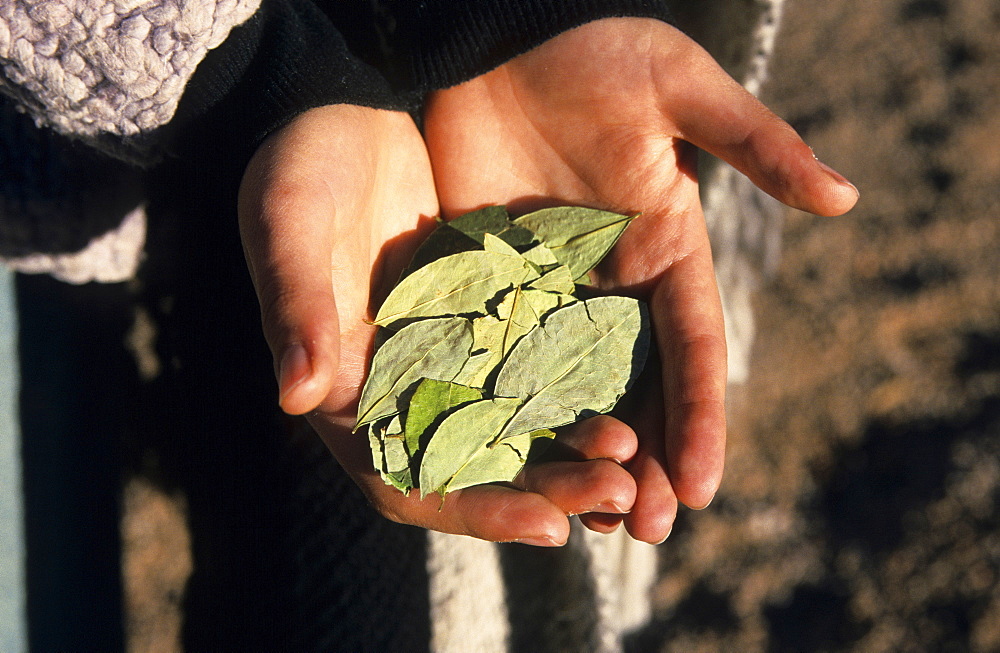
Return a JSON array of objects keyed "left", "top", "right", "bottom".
[{"left": 632, "top": 1, "right": 1000, "bottom": 651}]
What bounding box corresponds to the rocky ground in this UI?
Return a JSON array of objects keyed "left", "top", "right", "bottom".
[{"left": 632, "top": 1, "right": 1000, "bottom": 651}]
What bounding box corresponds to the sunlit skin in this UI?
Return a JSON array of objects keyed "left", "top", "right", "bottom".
[{"left": 238, "top": 18, "right": 857, "bottom": 546}]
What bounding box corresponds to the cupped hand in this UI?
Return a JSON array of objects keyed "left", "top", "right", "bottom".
[
  {"left": 423, "top": 18, "right": 859, "bottom": 543},
  {"left": 238, "top": 104, "right": 639, "bottom": 545}
]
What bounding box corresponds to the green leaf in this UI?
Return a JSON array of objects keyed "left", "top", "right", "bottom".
[
  {"left": 451, "top": 316, "right": 506, "bottom": 388},
  {"left": 384, "top": 469, "right": 414, "bottom": 492},
  {"left": 368, "top": 416, "right": 413, "bottom": 492},
  {"left": 403, "top": 206, "right": 539, "bottom": 277},
  {"left": 355, "top": 317, "right": 474, "bottom": 429},
  {"left": 512, "top": 207, "right": 636, "bottom": 280},
  {"left": 357, "top": 205, "right": 650, "bottom": 498},
  {"left": 521, "top": 288, "right": 576, "bottom": 320},
  {"left": 450, "top": 348, "right": 496, "bottom": 389},
  {"left": 497, "top": 286, "right": 547, "bottom": 353},
  {"left": 450, "top": 285, "right": 576, "bottom": 389},
  {"left": 446, "top": 205, "right": 537, "bottom": 249},
  {"left": 526, "top": 264, "right": 576, "bottom": 295},
  {"left": 381, "top": 416, "right": 408, "bottom": 472},
  {"left": 445, "top": 428, "right": 556, "bottom": 493},
  {"left": 481, "top": 232, "right": 522, "bottom": 258},
  {"left": 418, "top": 397, "right": 522, "bottom": 497},
  {"left": 373, "top": 250, "right": 536, "bottom": 328},
  {"left": 366, "top": 425, "right": 382, "bottom": 474},
  {"left": 494, "top": 296, "right": 648, "bottom": 438},
  {"left": 403, "top": 378, "right": 482, "bottom": 456},
  {"left": 402, "top": 220, "right": 481, "bottom": 279},
  {"left": 519, "top": 242, "right": 560, "bottom": 269},
  {"left": 453, "top": 285, "right": 549, "bottom": 388}
]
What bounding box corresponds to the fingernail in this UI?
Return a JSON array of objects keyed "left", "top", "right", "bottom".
[
  {"left": 516, "top": 535, "right": 564, "bottom": 547},
  {"left": 695, "top": 494, "right": 715, "bottom": 510},
  {"left": 278, "top": 343, "right": 311, "bottom": 405},
  {"left": 816, "top": 159, "right": 859, "bottom": 198},
  {"left": 653, "top": 525, "right": 674, "bottom": 545},
  {"left": 591, "top": 500, "right": 629, "bottom": 514}
]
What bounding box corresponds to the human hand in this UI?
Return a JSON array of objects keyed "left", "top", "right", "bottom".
[
  {"left": 238, "top": 105, "right": 640, "bottom": 545},
  {"left": 423, "top": 18, "right": 859, "bottom": 543}
]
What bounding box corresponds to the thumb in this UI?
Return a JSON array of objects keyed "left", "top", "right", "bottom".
[
  {"left": 659, "top": 42, "right": 859, "bottom": 217},
  {"left": 238, "top": 146, "right": 341, "bottom": 416}
]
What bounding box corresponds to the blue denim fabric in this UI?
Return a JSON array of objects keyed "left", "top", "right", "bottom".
[{"left": 0, "top": 266, "right": 27, "bottom": 652}]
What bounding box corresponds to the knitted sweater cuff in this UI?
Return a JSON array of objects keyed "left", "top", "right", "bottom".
[{"left": 382, "top": 0, "right": 674, "bottom": 96}]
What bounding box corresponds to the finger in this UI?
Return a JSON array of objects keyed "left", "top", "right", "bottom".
[
  {"left": 389, "top": 483, "right": 573, "bottom": 547},
  {"left": 658, "top": 40, "right": 859, "bottom": 217},
  {"left": 618, "top": 378, "right": 679, "bottom": 543},
  {"left": 432, "top": 485, "right": 572, "bottom": 546},
  {"left": 537, "top": 415, "right": 639, "bottom": 464},
  {"left": 652, "top": 241, "right": 727, "bottom": 509},
  {"left": 623, "top": 445, "right": 678, "bottom": 544},
  {"left": 578, "top": 512, "right": 625, "bottom": 534},
  {"left": 517, "top": 458, "right": 636, "bottom": 517},
  {"left": 238, "top": 134, "right": 342, "bottom": 416}
]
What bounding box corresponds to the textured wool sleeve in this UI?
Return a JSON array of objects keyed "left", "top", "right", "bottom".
[
  {"left": 0, "top": 0, "right": 261, "bottom": 141},
  {"left": 0, "top": 0, "right": 402, "bottom": 166}
]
